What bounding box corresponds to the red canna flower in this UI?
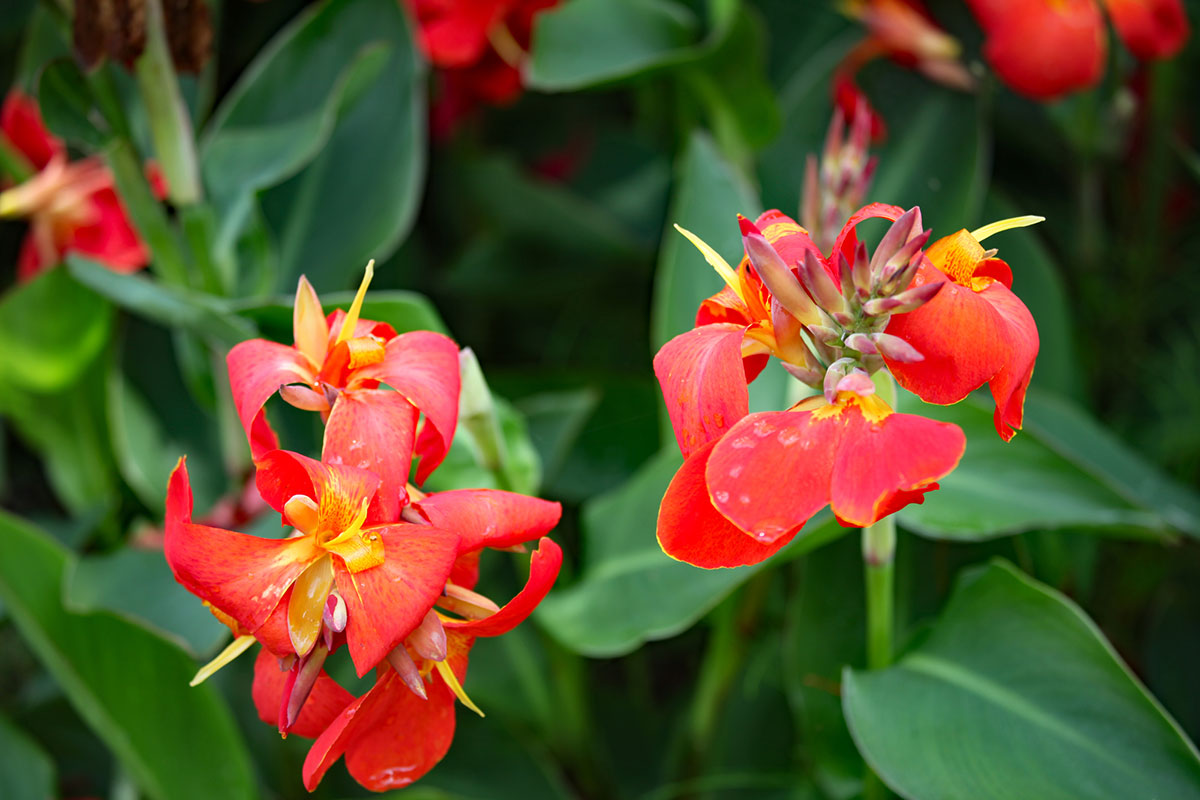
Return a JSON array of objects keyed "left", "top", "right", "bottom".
[
  {"left": 226, "top": 264, "right": 460, "bottom": 520},
  {"left": 658, "top": 391, "right": 964, "bottom": 568},
  {"left": 1102, "top": 0, "right": 1189, "bottom": 60},
  {"left": 251, "top": 486, "right": 563, "bottom": 791},
  {"left": 165, "top": 452, "right": 461, "bottom": 684},
  {"left": 654, "top": 206, "right": 965, "bottom": 568},
  {"left": 405, "top": 0, "right": 559, "bottom": 135},
  {"left": 882, "top": 219, "right": 1041, "bottom": 441},
  {"left": 0, "top": 91, "right": 158, "bottom": 281}
]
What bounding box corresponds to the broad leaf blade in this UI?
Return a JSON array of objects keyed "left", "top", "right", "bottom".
[
  {"left": 0, "top": 512, "right": 257, "bottom": 800},
  {"left": 843, "top": 560, "right": 1200, "bottom": 800}
]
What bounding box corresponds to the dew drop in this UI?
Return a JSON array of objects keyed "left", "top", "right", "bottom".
[
  {"left": 714, "top": 490, "right": 730, "bottom": 504},
  {"left": 738, "top": 494, "right": 751, "bottom": 505},
  {"left": 729, "top": 465, "right": 743, "bottom": 478},
  {"left": 753, "top": 419, "right": 776, "bottom": 437}
]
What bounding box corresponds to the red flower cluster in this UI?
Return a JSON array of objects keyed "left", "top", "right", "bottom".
[
  {"left": 654, "top": 197, "right": 1040, "bottom": 569},
  {"left": 165, "top": 267, "right": 562, "bottom": 790},
  {"left": 403, "top": 0, "right": 559, "bottom": 134},
  {"left": 966, "top": 0, "right": 1189, "bottom": 98},
  {"left": 0, "top": 91, "right": 159, "bottom": 281}
]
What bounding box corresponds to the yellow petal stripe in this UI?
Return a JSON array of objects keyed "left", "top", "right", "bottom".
[
  {"left": 336, "top": 259, "right": 375, "bottom": 345},
  {"left": 969, "top": 215, "right": 1045, "bottom": 243},
  {"left": 287, "top": 555, "right": 335, "bottom": 657}
]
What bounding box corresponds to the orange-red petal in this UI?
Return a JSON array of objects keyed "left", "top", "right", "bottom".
[
  {"left": 251, "top": 647, "right": 353, "bottom": 739},
  {"left": 828, "top": 410, "right": 966, "bottom": 527},
  {"left": 333, "top": 523, "right": 460, "bottom": 677},
  {"left": 654, "top": 323, "right": 749, "bottom": 459},
  {"left": 323, "top": 390, "right": 419, "bottom": 522},
  {"left": 254, "top": 449, "right": 381, "bottom": 525},
  {"left": 977, "top": 281, "right": 1039, "bottom": 441},
  {"left": 227, "top": 340, "right": 315, "bottom": 461},
  {"left": 705, "top": 411, "right": 841, "bottom": 544},
  {"left": 443, "top": 538, "right": 561, "bottom": 637},
  {"left": 302, "top": 635, "right": 471, "bottom": 791},
  {"left": 657, "top": 439, "right": 800, "bottom": 569},
  {"left": 411, "top": 489, "right": 562, "bottom": 553},
  {"left": 165, "top": 459, "right": 318, "bottom": 633},
  {"left": 1, "top": 91, "right": 62, "bottom": 169},
  {"left": 353, "top": 331, "right": 461, "bottom": 484},
  {"left": 1104, "top": 0, "right": 1189, "bottom": 60}
]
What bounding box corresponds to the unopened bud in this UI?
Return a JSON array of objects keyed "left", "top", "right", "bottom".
[
  {"left": 869, "top": 207, "right": 922, "bottom": 278},
  {"left": 823, "top": 357, "right": 858, "bottom": 404},
  {"left": 807, "top": 325, "right": 843, "bottom": 348},
  {"left": 872, "top": 333, "right": 924, "bottom": 363},
  {"left": 851, "top": 241, "right": 871, "bottom": 301},
  {"left": 835, "top": 369, "right": 876, "bottom": 397},
  {"left": 844, "top": 333, "right": 878, "bottom": 354},
  {"left": 387, "top": 645, "right": 428, "bottom": 700},
  {"left": 799, "top": 250, "right": 845, "bottom": 314},
  {"left": 279, "top": 384, "right": 330, "bottom": 412},
  {"left": 281, "top": 643, "right": 329, "bottom": 734},
  {"left": 782, "top": 361, "right": 824, "bottom": 388},
  {"left": 323, "top": 592, "right": 347, "bottom": 633},
  {"left": 409, "top": 608, "right": 447, "bottom": 662},
  {"left": 739, "top": 216, "right": 821, "bottom": 325},
  {"left": 877, "top": 229, "right": 931, "bottom": 289},
  {"left": 864, "top": 280, "right": 943, "bottom": 316}
]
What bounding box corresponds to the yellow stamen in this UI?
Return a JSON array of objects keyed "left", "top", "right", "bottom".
[
  {"left": 284, "top": 494, "right": 320, "bottom": 535},
  {"left": 434, "top": 659, "right": 485, "bottom": 718},
  {"left": 335, "top": 260, "right": 375, "bottom": 345},
  {"left": 321, "top": 499, "right": 384, "bottom": 572},
  {"left": 189, "top": 634, "right": 256, "bottom": 686},
  {"left": 674, "top": 224, "right": 745, "bottom": 304},
  {"left": 969, "top": 215, "right": 1044, "bottom": 243}
]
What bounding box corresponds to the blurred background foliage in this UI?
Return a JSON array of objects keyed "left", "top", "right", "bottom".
[{"left": 1, "top": 0, "right": 1199, "bottom": 798}]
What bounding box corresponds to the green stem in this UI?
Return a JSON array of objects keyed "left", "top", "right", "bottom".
[
  {"left": 134, "top": 0, "right": 203, "bottom": 205},
  {"left": 104, "top": 139, "right": 190, "bottom": 285},
  {"left": 862, "top": 515, "right": 896, "bottom": 800},
  {"left": 0, "top": 136, "right": 34, "bottom": 182}
]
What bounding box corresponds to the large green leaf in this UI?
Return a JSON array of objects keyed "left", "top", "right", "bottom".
[
  {"left": 203, "top": 0, "right": 424, "bottom": 291},
  {"left": 897, "top": 391, "right": 1196, "bottom": 540},
  {"left": 0, "top": 512, "right": 257, "bottom": 800},
  {"left": 0, "top": 714, "right": 55, "bottom": 800},
  {"left": 0, "top": 266, "right": 112, "bottom": 394},
  {"left": 536, "top": 448, "right": 844, "bottom": 657},
  {"left": 527, "top": 0, "right": 699, "bottom": 90},
  {"left": 843, "top": 560, "right": 1200, "bottom": 800}
]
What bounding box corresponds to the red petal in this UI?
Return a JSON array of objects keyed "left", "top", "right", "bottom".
[
  {"left": 303, "top": 637, "right": 470, "bottom": 791},
  {"left": 883, "top": 263, "right": 1008, "bottom": 405},
  {"left": 828, "top": 410, "right": 965, "bottom": 527},
  {"left": 323, "top": 390, "right": 419, "bottom": 522},
  {"left": 353, "top": 331, "right": 461, "bottom": 485},
  {"left": 1, "top": 91, "right": 63, "bottom": 169},
  {"left": 830, "top": 202, "right": 906, "bottom": 264},
  {"left": 334, "top": 524, "right": 460, "bottom": 677},
  {"left": 705, "top": 411, "right": 840, "bottom": 544},
  {"left": 654, "top": 323, "right": 749, "bottom": 459},
  {"left": 227, "top": 340, "right": 314, "bottom": 460},
  {"left": 968, "top": 0, "right": 1105, "bottom": 99},
  {"left": 449, "top": 550, "right": 481, "bottom": 590},
  {"left": 412, "top": 489, "right": 562, "bottom": 553},
  {"left": 254, "top": 450, "right": 381, "bottom": 521},
  {"left": 977, "top": 281, "right": 1039, "bottom": 441},
  {"left": 443, "top": 538, "right": 562, "bottom": 637},
  {"left": 165, "top": 459, "right": 317, "bottom": 632},
  {"left": 658, "top": 439, "right": 799, "bottom": 569},
  {"left": 753, "top": 210, "right": 825, "bottom": 271},
  {"left": 66, "top": 186, "right": 149, "bottom": 272},
  {"left": 251, "top": 647, "right": 353, "bottom": 739},
  {"left": 1105, "top": 0, "right": 1189, "bottom": 59}
]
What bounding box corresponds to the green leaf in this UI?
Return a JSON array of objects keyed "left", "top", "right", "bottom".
[
  {"left": 0, "top": 266, "right": 113, "bottom": 393},
  {"left": 0, "top": 714, "right": 55, "bottom": 800},
  {"left": 527, "top": 0, "right": 698, "bottom": 91},
  {"left": 254, "top": 0, "right": 425, "bottom": 290},
  {"left": 843, "top": 560, "right": 1200, "bottom": 800},
  {"left": 1022, "top": 390, "right": 1200, "bottom": 538},
  {"left": 0, "top": 512, "right": 257, "bottom": 800},
  {"left": 106, "top": 370, "right": 176, "bottom": 510},
  {"left": 67, "top": 256, "right": 255, "bottom": 346},
  {"left": 536, "top": 448, "right": 844, "bottom": 657},
  {"left": 36, "top": 59, "right": 108, "bottom": 149},
  {"left": 64, "top": 548, "right": 226, "bottom": 658},
  {"left": 897, "top": 393, "right": 1171, "bottom": 540}
]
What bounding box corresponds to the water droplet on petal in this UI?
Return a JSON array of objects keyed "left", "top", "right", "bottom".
[{"left": 714, "top": 490, "right": 730, "bottom": 504}]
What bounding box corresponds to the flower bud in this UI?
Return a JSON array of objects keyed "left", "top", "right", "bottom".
[
  {"left": 799, "top": 250, "right": 846, "bottom": 314},
  {"left": 387, "top": 645, "right": 428, "bottom": 700},
  {"left": 739, "top": 216, "right": 821, "bottom": 326},
  {"left": 871, "top": 333, "right": 924, "bottom": 363},
  {"left": 844, "top": 333, "right": 878, "bottom": 354},
  {"left": 409, "top": 608, "right": 447, "bottom": 662}
]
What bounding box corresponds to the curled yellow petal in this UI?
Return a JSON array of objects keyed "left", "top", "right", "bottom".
[
  {"left": 969, "top": 215, "right": 1045, "bottom": 243},
  {"left": 190, "top": 634, "right": 256, "bottom": 687},
  {"left": 336, "top": 260, "right": 375, "bottom": 345},
  {"left": 434, "top": 659, "right": 484, "bottom": 718},
  {"left": 674, "top": 224, "right": 745, "bottom": 304}
]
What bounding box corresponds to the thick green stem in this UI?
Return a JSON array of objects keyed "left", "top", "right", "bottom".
[
  {"left": 134, "top": 0, "right": 203, "bottom": 205},
  {"left": 104, "top": 139, "right": 190, "bottom": 284},
  {"left": 862, "top": 515, "right": 896, "bottom": 800}
]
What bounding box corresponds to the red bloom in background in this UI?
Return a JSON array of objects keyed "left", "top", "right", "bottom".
[
  {"left": 252, "top": 486, "right": 563, "bottom": 791},
  {"left": 226, "top": 265, "right": 460, "bottom": 520},
  {"left": 0, "top": 91, "right": 154, "bottom": 281},
  {"left": 165, "top": 453, "right": 460, "bottom": 680},
  {"left": 966, "top": 0, "right": 1188, "bottom": 99},
  {"left": 658, "top": 392, "right": 964, "bottom": 569},
  {"left": 406, "top": 0, "right": 559, "bottom": 134},
  {"left": 883, "top": 222, "right": 1040, "bottom": 441}
]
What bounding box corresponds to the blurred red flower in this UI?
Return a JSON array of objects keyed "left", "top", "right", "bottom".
[{"left": 0, "top": 91, "right": 158, "bottom": 281}]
